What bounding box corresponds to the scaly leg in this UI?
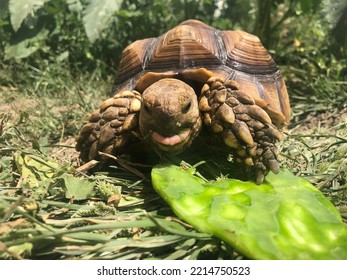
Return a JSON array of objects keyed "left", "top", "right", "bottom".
[
  {"left": 75, "top": 90, "right": 142, "bottom": 162},
  {"left": 199, "top": 77, "right": 282, "bottom": 184}
]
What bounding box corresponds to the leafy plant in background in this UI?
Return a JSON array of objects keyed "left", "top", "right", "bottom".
[
  {"left": 1, "top": 0, "right": 345, "bottom": 58},
  {"left": 0, "top": 0, "right": 345, "bottom": 126}
]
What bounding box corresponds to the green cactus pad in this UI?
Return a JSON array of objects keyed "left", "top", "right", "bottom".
[{"left": 152, "top": 164, "right": 347, "bottom": 259}]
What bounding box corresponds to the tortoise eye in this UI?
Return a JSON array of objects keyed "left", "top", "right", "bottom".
[
  {"left": 181, "top": 101, "right": 191, "bottom": 114},
  {"left": 143, "top": 102, "right": 151, "bottom": 113}
]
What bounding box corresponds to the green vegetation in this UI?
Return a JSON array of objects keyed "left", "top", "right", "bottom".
[
  {"left": 152, "top": 165, "right": 347, "bottom": 259},
  {"left": 0, "top": 0, "right": 346, "bottom": 259}
]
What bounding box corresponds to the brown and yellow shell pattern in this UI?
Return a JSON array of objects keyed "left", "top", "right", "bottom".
[
  {"left": 116, "top": 19, "right": 290, "bottom": 125},
  {"left": 76, "top": 19, "right": 291, "bottom": 184}
]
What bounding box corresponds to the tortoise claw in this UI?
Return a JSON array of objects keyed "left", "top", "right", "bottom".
[
  {"left": 264, "top": 124, "right": 283, "bottom": 141},
  {"left": 253, "top": 157, "right": 279, "bottom": 185},
  {"left": 199, "top": 95, "right": 211, "bottom": 111},
  {"left": 222, "top": 131, "right": 240, "bottom": 149},
  {"left": 253, "top": 159, "right": 268, "bottom": 185},
  {"left": 255, "top": 170, "right": 265, "bottom": 185},
  {"left": 267, "top": 159, "right": 280, "bottom": 174}
]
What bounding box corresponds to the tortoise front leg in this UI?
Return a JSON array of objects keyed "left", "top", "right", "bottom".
[
  {"left": 199, "top": 77, "right": 282, "bottom": 184},
  {"left": 75, "top": 90, "right": 142, "bottom": 163}
]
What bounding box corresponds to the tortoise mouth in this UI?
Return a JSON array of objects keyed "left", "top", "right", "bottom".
[{"left": 151, "top": 129, "right": 191, "bottom": 147}]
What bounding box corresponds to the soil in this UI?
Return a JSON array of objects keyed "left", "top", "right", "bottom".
[{"left": 291, "top": 106, "right": 347, "bottom": 133}]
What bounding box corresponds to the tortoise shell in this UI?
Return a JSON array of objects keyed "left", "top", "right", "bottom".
[{"left": 114, "top": 19, "right": 290, "bottom": 126}]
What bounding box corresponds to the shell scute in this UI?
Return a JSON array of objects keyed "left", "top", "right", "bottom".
[{"left": 147, "top": 23, "right": 223, "bottom": 71}]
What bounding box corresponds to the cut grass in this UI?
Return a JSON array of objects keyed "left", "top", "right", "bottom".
[
  {"left": 280, "top": 107, "right": 347, "bottom": 221},
  {"left": 0, "top": 61, "right": 346, "bottom": 259}
]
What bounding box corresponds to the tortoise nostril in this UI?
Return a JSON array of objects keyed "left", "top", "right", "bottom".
[{"left": 181, "top": 101, "right": 192, "bottom": 114}]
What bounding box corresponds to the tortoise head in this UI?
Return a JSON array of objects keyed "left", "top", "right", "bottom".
[{"left": 139, "top": 78, "right": 202, "bottom": 154}]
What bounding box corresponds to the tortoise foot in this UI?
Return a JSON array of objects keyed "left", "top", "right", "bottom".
[
  {"left": 75, "top": 90, "right": 142, "bottom": 162},
  {"left": 200, "top": 77, "right": 282, "bottom": 184}
]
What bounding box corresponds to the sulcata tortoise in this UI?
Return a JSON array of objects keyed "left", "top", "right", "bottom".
[{"left": 76, "top": 19, "right": 290, "bottom": 184}]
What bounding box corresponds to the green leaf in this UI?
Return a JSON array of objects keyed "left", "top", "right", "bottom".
[
  {"left": 299, "top": 0, "right": 312, "bottom": 13},
  {"left": 9, "top": 0, "right": 49, "bottom": 31},
  {"left": 67, "top": 0, "right": 83, "bottom": 13},
  {"left": 298, "top": 0, "right": 321, "bottom": 13},
  {"left": 61, "top": 175, "right": 96, "bottom": 200},
  {"left": 15, "top": 152, "right": 60, "bottom": 182},
  {"left": 152, "top": 164, "right": 347, "bottom": 260},
  {"left": 322, "top": 0, "right": 347, "bottom": 27},
  {"left": 0, "top": 156, "right": 14, "bottom": 183},
  {"left": 82, "top": 0, "right": 122, "bottom": 43},
  {"left": 0, "top": 242, "right": 33, "bottom": 259},
  {"left": 4, "top": 27, "right": 49, "bottom": 59},
  {"left": 0, "top": 0, "right": 9, "bottom": 12},
  {"left": 14, "top": 152, "right": 61, "bottom": 199}
]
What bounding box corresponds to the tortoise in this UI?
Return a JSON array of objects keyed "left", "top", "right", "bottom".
[{"left": 76, "top": 19, "right": 290, "bottom": 184}]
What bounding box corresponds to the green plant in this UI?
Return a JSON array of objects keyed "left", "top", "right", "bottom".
[{"left": 152, "top": 164, "right": 347, "bottom": 259}]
